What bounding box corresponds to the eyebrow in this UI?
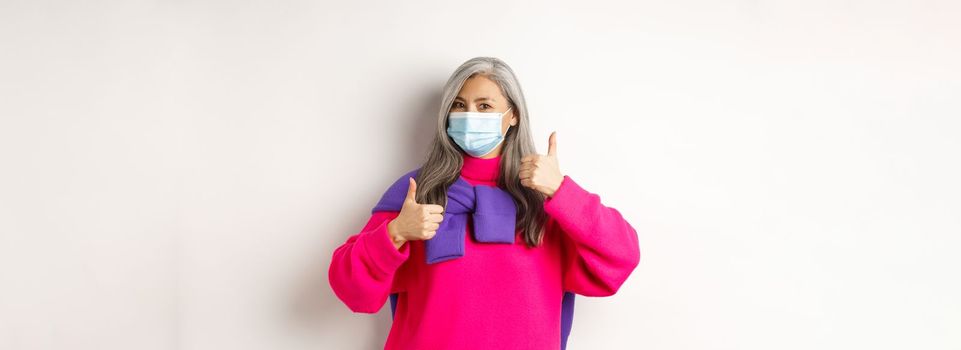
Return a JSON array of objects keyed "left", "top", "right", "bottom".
[{"left": 454, "top": 96, "right": 496, "bottom": 103}]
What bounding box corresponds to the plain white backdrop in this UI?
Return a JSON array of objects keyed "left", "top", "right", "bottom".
[{"left": 1, "top": 0, "right": 959, "bottom": 349}]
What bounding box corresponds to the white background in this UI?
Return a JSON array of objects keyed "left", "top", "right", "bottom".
[{"left": 1, "top": 0, "right": 959, "bottom": 349}]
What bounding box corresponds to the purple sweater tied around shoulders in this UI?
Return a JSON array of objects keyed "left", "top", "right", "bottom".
[{"left": 371, "top": 168, "right": 518, "bottom": 264}]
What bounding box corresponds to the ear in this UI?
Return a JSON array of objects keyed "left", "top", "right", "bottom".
[{"left": 509, "top": 107, "right": 518, "bottom": 126}]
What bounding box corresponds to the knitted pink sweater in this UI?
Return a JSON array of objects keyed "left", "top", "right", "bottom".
[{"left": 328, "top": 153, "right": 641, "bottom": 349}]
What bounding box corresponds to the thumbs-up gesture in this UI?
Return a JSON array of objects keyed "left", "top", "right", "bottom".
[
  {"left": 519, "top": 131, "right": 564, "bottom": 198},
  {"left": 387, "top": 177, "right": 446, "bottom": 249}
]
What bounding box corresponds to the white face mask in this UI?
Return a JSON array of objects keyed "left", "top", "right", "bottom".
[{"left": 446, "top": 107, "right": 513, "bottom": 157}]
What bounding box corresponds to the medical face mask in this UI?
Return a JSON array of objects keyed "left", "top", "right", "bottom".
[{"left": 446, "top": 107, "right": 513, "bottom": 158}]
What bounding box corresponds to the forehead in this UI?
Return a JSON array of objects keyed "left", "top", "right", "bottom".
[{"left": 455, "top": 75, "right": 506, "bottom": 101}]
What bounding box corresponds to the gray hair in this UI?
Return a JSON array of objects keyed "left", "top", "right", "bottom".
[{"left": 414, "top": 56, "right": 547, "bottom": 247}]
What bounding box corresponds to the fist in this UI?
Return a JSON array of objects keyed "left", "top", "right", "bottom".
[
  {"left": 519, "top": 131, "right": 564, "bottom": 198},
  {"left": 387, "top": 177, "right": 445, "bottom": 248}
]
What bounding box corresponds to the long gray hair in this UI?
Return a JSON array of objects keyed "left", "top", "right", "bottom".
[{"left": 414, "top": 56, "right": 547, "bottom": 247}]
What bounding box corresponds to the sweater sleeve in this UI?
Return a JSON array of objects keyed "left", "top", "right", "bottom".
[
  {"left": 328, "top": 211, "right": 411, "bottom": 313},
  {"left": 544, "top": 175, "right": 641, "bottom": 297}
]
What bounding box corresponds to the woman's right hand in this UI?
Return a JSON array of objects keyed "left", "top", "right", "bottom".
[{"left": 387, "top": 177, "right": 445, "bottom": 249}]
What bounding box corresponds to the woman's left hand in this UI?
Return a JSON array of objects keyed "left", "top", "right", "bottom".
[{"left": 520, "top": 131, "right": 564, "bottom": 198}]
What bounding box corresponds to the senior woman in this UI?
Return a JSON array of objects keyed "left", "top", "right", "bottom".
[{"left": 328, "top": 56, "right": 641, "bottom": 350}]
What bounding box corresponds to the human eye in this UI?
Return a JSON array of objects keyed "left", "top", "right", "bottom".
[
  {"left": 451, "top": 101, "right": 465, "bottom": 110},
  {"left": 479, "top": 103, "right": 492, "bottom": 110}
]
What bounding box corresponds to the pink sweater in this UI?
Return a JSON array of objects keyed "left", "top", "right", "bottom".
[{"left": 328, "top": 153, "right": 641, "bottom": 349}]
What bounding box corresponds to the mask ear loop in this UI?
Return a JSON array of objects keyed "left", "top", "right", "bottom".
[
  {"left": 503, "top": 107, "right": 514, "bottom": 140},
  {"left": 504, "top": 106, "right": 517, "bottom": 135}
]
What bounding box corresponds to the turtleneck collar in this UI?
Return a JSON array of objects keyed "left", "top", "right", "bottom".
[{"left": 460, "top": 152, "right": 501, "bottom": 183}]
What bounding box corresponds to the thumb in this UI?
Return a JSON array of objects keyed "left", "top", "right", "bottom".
[
  {"left": 406, "top": 177, "right": 418, "bottom": 203},
  {"left": 547, "top": 131, "right": 557, "bottom": 157}
]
